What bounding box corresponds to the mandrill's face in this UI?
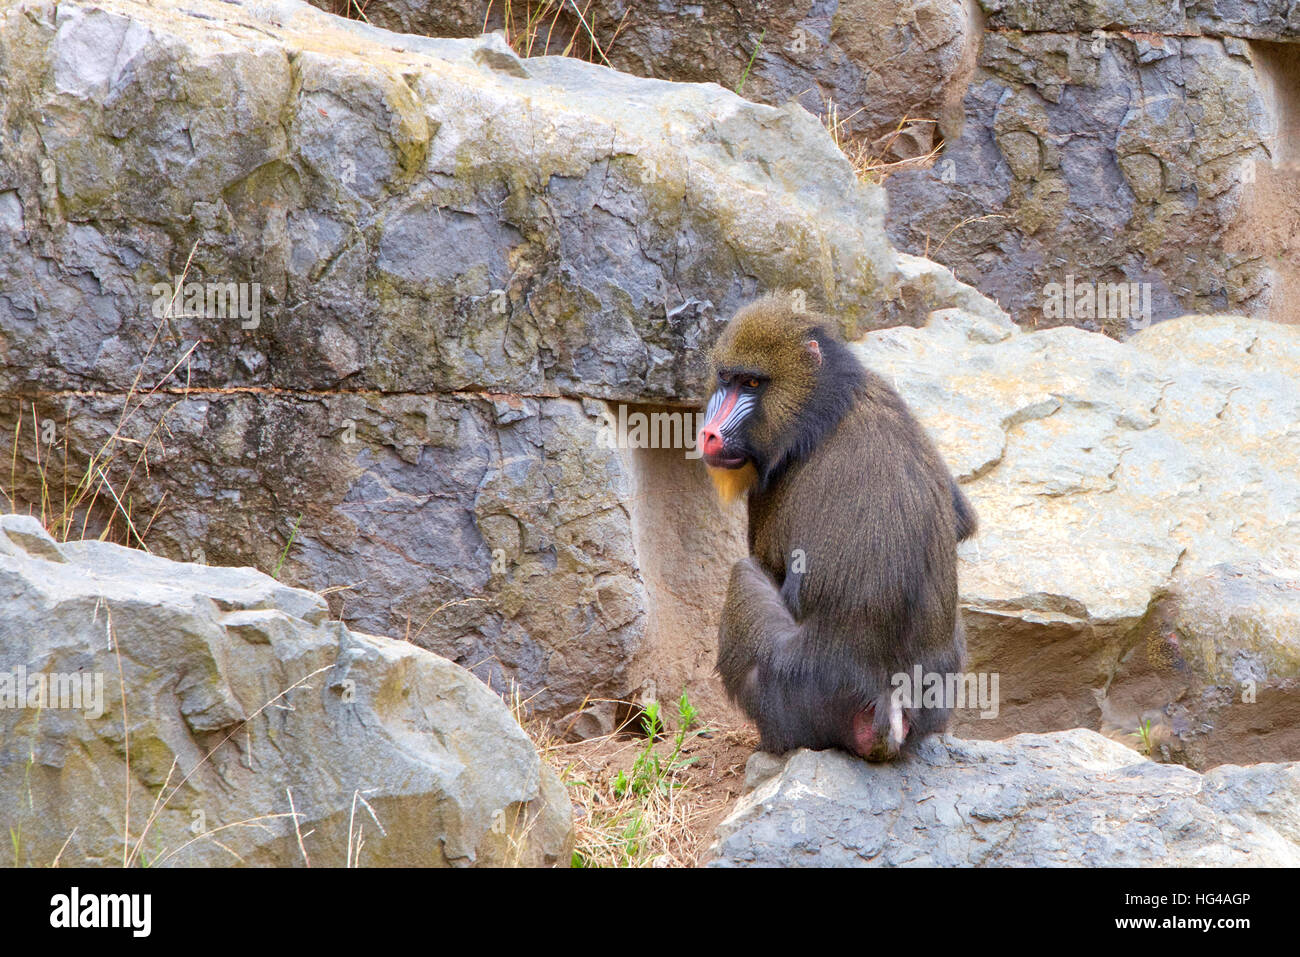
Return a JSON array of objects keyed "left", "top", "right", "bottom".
[
  {"left": 697, "top": 367, "right": 763, "bottom": 504},
  {"left": 698, "top": 368, "right": 765, "bottom": 471},
  {"left": 697, "top": 302, "right": 825, "bottom": 503}
]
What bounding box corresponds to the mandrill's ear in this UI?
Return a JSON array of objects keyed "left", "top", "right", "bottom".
[{"left": 806, "top": 339, "right": 822, "bottom": 366}]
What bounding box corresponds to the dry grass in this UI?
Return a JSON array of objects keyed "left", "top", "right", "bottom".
[
  {"left": 1, "top": 243, "right": 201, "bottom": 547},
  {"left": 492, "top": 0, "right": 630, "bottom": 64},
  {"left": 331, "top": 0, "right": 373, "bottom": 23},
  {"left": 513, "top": 691, "right": 747, "bottom": 867},
  {"left": 822, "top": 104, "right": 1011, "bottom": 255},
  {"left": 922, "top": 212, "right": 1011, "bottom": 259},
  {"left": 334, "top": 0, "right": 630, "bottom": 65},
  {"left": 557, "top": 738, "right": 709, "bottom": 866},
  {"left": 823, "top": 102, "right": 943, "bottom": 186}
]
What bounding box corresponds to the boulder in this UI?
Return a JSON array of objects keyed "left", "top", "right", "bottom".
[
  {"left": 300, "top": 1, "right": 1300, "bottom": 330},
  {"left": 0, "top": 514, "right": 572, "bottom": 866},
  {"left": 855, "top": 309, "right": 1300, "bottom": 767},
  {"left": 885, "top": 19, "right": 1300, "bottom": 329},
  {"left": 711, "top": 729, "right": 1300, "bottom": 866},
  {"left": 306, "top": 0, "right": 978, "bottom": 148}
]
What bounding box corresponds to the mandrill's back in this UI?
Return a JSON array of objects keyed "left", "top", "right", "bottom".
[{"left": 747, "top": 367, "right": 963, "bottom": 664}]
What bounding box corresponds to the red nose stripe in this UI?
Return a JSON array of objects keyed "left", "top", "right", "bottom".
[
  {"left": 704, "top": 387, "right": 739, "bottom": 430},
  {"left": 699, "top": 386, "right": 739, "bottom": 457}
]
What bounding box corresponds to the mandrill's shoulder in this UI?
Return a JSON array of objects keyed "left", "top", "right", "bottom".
[
  {"left": 836, "top": 371, "right": 979, "bottom": 540},
  {"left": 804, "top": 371, "right": 958, "bottom": 496},
  {"left": 841, "top": 371, "right": 938, "bottom": 457}
]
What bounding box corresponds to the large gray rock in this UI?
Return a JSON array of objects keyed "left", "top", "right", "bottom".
[
  {"left": 884, "top": 26, "right": 1293, "bottom": 330},
  {"left": 0, "top": 0, "right": 997, "bottom": 718},
  {"left": 305, "top": 0, "right": 1300, "bottom": 330},
  {"left": 855, "top": 309, "right": 1300, "bottom": 766},
  {"left": 0, "top": 0, "right": 934, "bottom": 400},
  {"left": 712, "top": 730, "right": 1300, "bottom": 866},
  {"left": 308, "top": 0, "right": 978, "bottom": 148},
  {"left": 0, "top": 514, "right": 572, "bottom": 866}
]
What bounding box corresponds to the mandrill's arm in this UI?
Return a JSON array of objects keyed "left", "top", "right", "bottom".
[{"left": 715, "top": 556, "right": 802, "bottom": 714}]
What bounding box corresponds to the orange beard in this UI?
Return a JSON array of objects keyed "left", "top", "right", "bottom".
[{"left": 706, "top": 462, "right": 758, "bottom": 504}]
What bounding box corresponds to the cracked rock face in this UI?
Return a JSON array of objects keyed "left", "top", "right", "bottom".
[
  {"left": 978, "top": 0, "right": 1300, "bottom": 36},
  {"left": 855, "top": 309, "right": 1300, "bottom": 766},
  {"left": 0, "top": 514, "right": 573, "bottom": 867},
  {"left": 309, "top": 0, "right": 1300, "bottom": 330},
  {"left": 0, "top": 0, "right": 997, "bottom": 718},
  {"left": 710, "top": 729, "right": 1300, "bottom": 866},
  {"left": 307, "top": 0, "right": 977, "bottom": 150},
  {"left": 885, "top": 12, "right": 1300, "bottom": 330}
]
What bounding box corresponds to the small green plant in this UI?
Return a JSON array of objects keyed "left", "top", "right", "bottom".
[
  {"left": 566, "top": 691, "right": 710, "bottom": 867},
  {"left": 137, "top": 842, "right": 165, "bottom": 868},
  {"left": 1136, "top": 718, "right": 1154, "bottom": 755},
  {"left": 271, "top": 513, "right": 303, "bottom": 580},
  {"left": 735, "top": 28, "right": 765, "bottom": 94},
  {"left": 604, "top": 693, "right": 704, "bottom": 863},
  {"left": 614, "top": 693, "right": 702, "bottom": 800}
]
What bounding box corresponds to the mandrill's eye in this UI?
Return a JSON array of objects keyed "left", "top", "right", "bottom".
[{"left": 742, "top": 377, "right": 761, "bottom": 390}]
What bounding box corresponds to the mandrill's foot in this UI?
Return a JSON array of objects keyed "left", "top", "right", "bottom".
[{"left": 849, "top": 699, "right": 909, "bottom": 761}]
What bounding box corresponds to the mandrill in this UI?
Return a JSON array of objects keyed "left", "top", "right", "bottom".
[{"left": 698, "top": 292, "right": 977, "bottom": 760}]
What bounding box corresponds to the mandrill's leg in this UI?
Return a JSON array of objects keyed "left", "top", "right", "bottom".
[
  {"left": 850, "top": 616, "right": 966, "bottom": 761},
  {"left": 717, "top": 558, "right": 924, "bottom": 760},
  {"left": 718, "top": 557, "right": 901, "bottom": 756}
]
